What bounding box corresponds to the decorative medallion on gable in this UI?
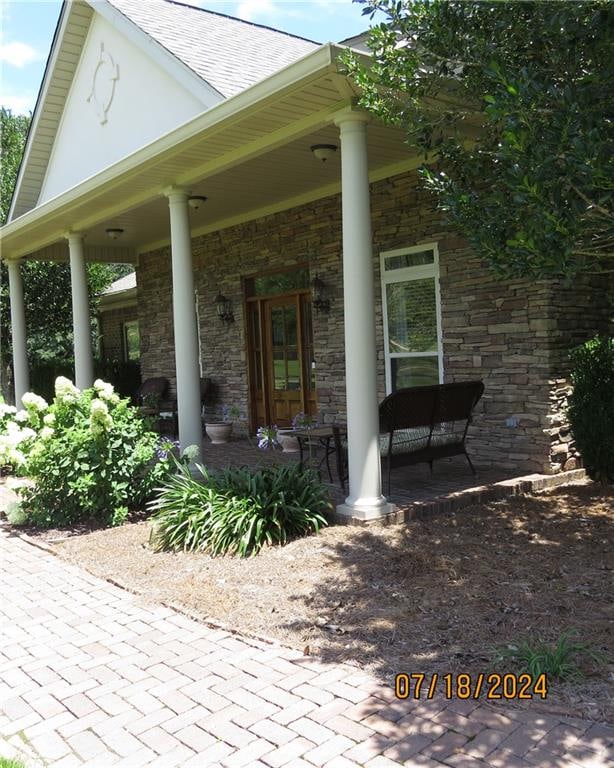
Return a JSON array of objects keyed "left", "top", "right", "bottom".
[{"left": 87, "top": 42, "right": 119, "bottom": 124}]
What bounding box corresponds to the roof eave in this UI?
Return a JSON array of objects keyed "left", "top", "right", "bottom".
[{"left": 0, "top": 43, "right": 343, "bottom": 253}]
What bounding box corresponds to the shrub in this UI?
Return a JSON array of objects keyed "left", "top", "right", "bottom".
[
  {"left": 20, "top": 377, "right": 172, "bottom": 528},
  {"left": 492, "top": 630, "right": 605, "bottom": 682},
  {"left": 149, "top": 462, "right": 331, "bottom": 557},
  {"left": 568, "top": 335, "right": 614, "bottom": 483}
]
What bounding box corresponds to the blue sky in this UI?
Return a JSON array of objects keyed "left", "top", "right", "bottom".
[{"left": 0, "top": 0, "right": 372, "bottom": 114}]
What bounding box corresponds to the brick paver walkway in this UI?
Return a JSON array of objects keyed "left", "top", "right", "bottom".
[{"left": 1, "top": 528, "right": 612, "bottom": 768}]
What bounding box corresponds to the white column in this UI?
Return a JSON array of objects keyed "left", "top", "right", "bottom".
[
  {"left": 67, "top": 233, "right": 94, "bottom": 390},
  {"left": 335, "top": 111, "right": 394, "bottom": 520},
  {"left": 7, "top": 260, "right": 29, "bottom": 405},
  {"left": 166, "top": 188, "right": 202, "bottom": 455}
]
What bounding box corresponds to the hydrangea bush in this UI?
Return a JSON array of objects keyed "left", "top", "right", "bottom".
[
  {"left": 0, "top": 393, "right": 48, "bottom": 472},
  {"left": 18, "top": 377, "right": 174, "bottom": 528}
]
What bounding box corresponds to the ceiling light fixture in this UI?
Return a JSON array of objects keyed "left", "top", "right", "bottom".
[
  {"left": 105, "top": 228, "right": 124, "bottom": 240},
  {"left": 188, "top": 195, "right": 208, "bottom": 210},
  {"left": 310, "top": 144, "right": 338, "bottom": 162}
]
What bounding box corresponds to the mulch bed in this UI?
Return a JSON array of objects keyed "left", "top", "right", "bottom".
[{"left": 4, "top": 480, "right": 613, "bottom": 722}]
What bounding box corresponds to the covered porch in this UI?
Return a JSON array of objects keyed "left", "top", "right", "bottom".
[
  {"left": 194, "top": 437, "right": 585, "bottom": 526},
  {"left": 1, "top": 45, "right": 421, "bottom": 522}
]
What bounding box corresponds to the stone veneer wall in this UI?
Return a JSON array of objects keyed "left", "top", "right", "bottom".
[
  {"left": 136, "top": 170, "right": 612, "bottom": 473},
  {"left": 99, "top": 305, "right": 138, "bottom": 361},
  {"left": 543, "top": 277, "right": 613, "bottom": 472}
]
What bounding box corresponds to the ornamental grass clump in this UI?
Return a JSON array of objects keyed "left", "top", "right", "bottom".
[
  {"left": 19, "top": 377, "right": 173, "bottom": 528},
  {"left": 148, "top": 461, "right": 331, "bottom": 557},
  {"left": 492, "top": 630, "right": 606, "bottom": 682}
]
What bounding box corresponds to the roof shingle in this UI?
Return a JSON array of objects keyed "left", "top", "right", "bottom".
[{"left": 107, "top": 0, "right": 320, "bottom": 97}]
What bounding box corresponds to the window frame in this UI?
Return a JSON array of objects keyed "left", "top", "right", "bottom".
[
  {"left": 380, "top": 242, "right": 443, "bottom": 394},
  {"left": 122, "top": 319, "right": 140, "bottom": 363}
]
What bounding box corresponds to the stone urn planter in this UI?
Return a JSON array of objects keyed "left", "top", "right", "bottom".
[
  {"left": 277, "top": 429, "right": 300, "bottom": 453},
  {"left": 205, "top": 422, "right": 233, "bottom": 444}
]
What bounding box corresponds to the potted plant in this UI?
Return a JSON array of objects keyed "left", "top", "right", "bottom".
[{"left": 205, "top": 404, "right": 239, "bottom": 444}]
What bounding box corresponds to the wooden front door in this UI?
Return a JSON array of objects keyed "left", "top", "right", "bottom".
[{"left": 247, "top": 292, "right": 316, "bottom": 429}]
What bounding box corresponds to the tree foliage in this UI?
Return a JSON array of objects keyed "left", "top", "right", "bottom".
[
  {"left": 568, "top": 336, "right": 614, "bottom": 484},
  {"left": 345, "top": 0, "right": 613, "bottom": 279},
  {"left": 0, "top": 107, "right": 29, "bottom": 225}
]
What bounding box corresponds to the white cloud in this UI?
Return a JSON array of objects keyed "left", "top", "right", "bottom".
[
  {"left": 0, "top": 40, "right": 40, "bottom": 68},
  {"left": 236, "top": 0, "right": 278, "bottom": 22}
]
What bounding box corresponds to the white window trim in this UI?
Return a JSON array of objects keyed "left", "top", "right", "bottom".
[
  {"left": 122, "top": 319, "right": 140, "bottom": 363},
  {"left": 380, "top": 242, "right": 444, "bottom": 394}
]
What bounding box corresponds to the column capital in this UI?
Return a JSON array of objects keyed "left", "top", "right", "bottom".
[
  {"left": 333, "top": 108, "right": 370, "bottom": 129},
  {"left": 64, "top": 231, "right": 84, "bottom": 245},
  {"left": 163, "top": 186, "right": 190, "bottom": 204}
]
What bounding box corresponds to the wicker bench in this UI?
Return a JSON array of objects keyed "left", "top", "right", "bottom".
[{"left": 333, "top": 381, "right": 484, "bottom": 493}]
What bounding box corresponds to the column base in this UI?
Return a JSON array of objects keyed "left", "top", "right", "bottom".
[{"left": 336, "top": 498, "right": 396, "bottom": 522}]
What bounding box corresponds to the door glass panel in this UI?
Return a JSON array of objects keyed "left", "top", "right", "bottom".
[
  {"left": 287, "top": 349, "right": 300, "bottom": 390},
  {"left": 251, "top": 268, "right": 309, "bottom": 296},
  {"left": 285, "top": 308, "right": 297, "bottom": 346},
  {"left": 386, "top": 278, "right": 437, "bottom": 354},
  {"left": 391, "top": 356, "right": 439, "bottom": 390},
  {"left": 271, "top": 308, "right": 285, "bottom": 345},
  {"left": 273, "top": 349, "right": 286, "bottom": 390}
]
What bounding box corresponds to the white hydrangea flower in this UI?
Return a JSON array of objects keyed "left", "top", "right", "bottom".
[
  {"left": 40, "top": 426, "right": 55, "bottom": 440},
  {"left": 94, "top": 379, "right": 119, "bottom": 404},
  {"left": 90, "top": 398, "right": 113, "bottom": 435},
  {"left": 6, "top": 447, "right": 26, "bottom": 467},
  {"left": 0, "top": 404, "right": 17, "bottom": 419},
  {"left": 3, "top": 422, "right": 35, "bottom": 447},
  {"left": 55, "top": 376, "right": 80, "bottom": 402},
  {"left": 22, "top": 392, "right": 49, "bottom": 412},
  {"left": 14, "top": 410, "right": 29, "bottom": 424},
  {"left": 43, "top": 412, "right": 56, "bottom": 426}
]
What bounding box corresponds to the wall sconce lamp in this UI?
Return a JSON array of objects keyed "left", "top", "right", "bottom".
[
  {"left": 105, "top": 228, "right": 124, "bottom": 240},
  {"left": 310, "top": 144, "right": 337, "bottom": 162},
  {"left": 312, "top": 274, "right": 331, "bottom": 314},
  {"left": 188, "top": 195, "right": 208, "bottom": 210},
  {"left": 215, "top": 291, "right": 234, "bottom": 324}
]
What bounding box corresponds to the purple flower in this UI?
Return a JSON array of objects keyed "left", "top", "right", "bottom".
[
  {"left": 256, "top": 425, "right": 279, "bottom": 451},
  {"left": 155, "top": 438, "right": 180, "bottom": 461}
]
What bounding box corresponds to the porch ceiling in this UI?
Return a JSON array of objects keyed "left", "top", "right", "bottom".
[{"left": 0, "top": 45, "right": 418, "bottom": 263}]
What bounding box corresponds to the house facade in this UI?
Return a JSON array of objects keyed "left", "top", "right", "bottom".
[{"left": 1, "top": 0, "right": 610, "bottom": 521}]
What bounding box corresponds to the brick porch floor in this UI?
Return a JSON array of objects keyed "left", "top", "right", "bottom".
[
  {"left": 1, "top": 526, "right": 612, "bottom": 768},
  {"left": 200, "top": 437, "right": 587, "bottom": 525}
]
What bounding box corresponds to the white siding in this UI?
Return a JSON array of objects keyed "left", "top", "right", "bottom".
[{"left": 39, "top": 13, "right": 206, "bottom": 204}]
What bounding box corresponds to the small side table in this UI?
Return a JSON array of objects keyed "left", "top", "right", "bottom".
[{"left": 294, "top": 424, "right": 346, "bottom": 484}]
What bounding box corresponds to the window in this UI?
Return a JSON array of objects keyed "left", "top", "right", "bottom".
[
  {"left": 381, "top": 243, "right": 443, "bottom": 392},
  {"left": 123, "top": 320, "right": 140, "bottom": 362}
]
